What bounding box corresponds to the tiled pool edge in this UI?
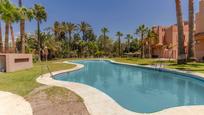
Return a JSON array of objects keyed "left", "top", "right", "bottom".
[{"left": 37, "top": 60, "right": 204, "bottom": 115}]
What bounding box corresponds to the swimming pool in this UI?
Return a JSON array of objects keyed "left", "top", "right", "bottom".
[{"left": 54, "top": 60, "right": 204, "bottom": 113}]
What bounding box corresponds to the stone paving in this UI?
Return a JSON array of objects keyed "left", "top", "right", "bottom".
[{"left": 0, "top": 91, "right": 32, "bottom": 115}]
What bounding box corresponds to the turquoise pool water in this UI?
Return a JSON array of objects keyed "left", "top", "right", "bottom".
[{"left": 54, "top": 60, "right": 204, "bottom": 113}]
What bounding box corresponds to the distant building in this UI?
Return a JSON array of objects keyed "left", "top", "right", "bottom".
[
  {"left": 152, "top": 0, "right": 204, "bottom": 60},
  {"left": 152, "top": 22, "right": 189, "bottom": 59},
  {"left": 195, "top": 0, "right": 204, "bottom": 60}
]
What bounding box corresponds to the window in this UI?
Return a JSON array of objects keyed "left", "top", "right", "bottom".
[{"left": 15, "top": 58, "right": 29, "bottom": 63}]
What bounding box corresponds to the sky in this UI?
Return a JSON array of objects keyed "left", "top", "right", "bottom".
[{"left": 3, "top": 0, "right": 200, "bottom": 39}]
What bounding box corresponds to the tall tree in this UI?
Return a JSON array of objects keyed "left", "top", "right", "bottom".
[
  {"left": 0, "top": 1, "right": 3, "bottom": 52},
  {"left": 146, "top": 29, "right": 157, "bottom": 58},
  {"left": 1, "top": 0, "right": 19, "bottom": 53},
  {"left": 18, "top": 0, "right": 26, "bottom": 53},
  {"left": 78, "top": 22, "right": 91, "bottom": 41},
  {"left": 136, "top": 24, "right": 148, "bottom": 58},
  {"left": 18, "top": 7, "right": 33, "bottom": 53},
  {"left": 125, "top": 34, "right": 133, "bottom": 53},
  {"left": 33, "top": 4, "right": 47, "bottom": 61},
  {"left": 101, "top": 27, "right": 109, "bottom": 51},
  {"left": 0, "top": 21, "right": 2, "bottom": 52},
  {"left": 188, "top": 0, "right": 195, "bottom": 61},
  {"left": 53, "top": 21, "right": 60, "bottom": 39},
  {"left": 66, "top": 22, "right": 77, "bottom": 47},
  {"left": 116, "top": 31, "right": 123, "bottom": 56},
  {"left": 175, "top": 0, "right": 186, "bottom": 64}
]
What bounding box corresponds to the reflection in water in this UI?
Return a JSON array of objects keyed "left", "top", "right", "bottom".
[{"left": 55, "top": 60, "right": 204, "bottom": 113}]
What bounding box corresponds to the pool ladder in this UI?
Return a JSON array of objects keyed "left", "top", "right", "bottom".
[{"left": 41, "top": 65, "right": 53, "bottom": 78}]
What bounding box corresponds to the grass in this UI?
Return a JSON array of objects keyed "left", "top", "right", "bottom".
[
  {"left": 167, "top": 63, "right": 204, "bottom": 73},
  {"left": 1, "top": 57, "right": 204, "bottom": 97},
  {"left": 112, "top": 58, "right": 175, "bottom": 65},
  {"left": 43, "top": 86, "right": 83, "bottom": 102},
  {"left": 112, "top": 58, "right": 204, "bottom": 74},
  {"left": 0, "top": 60, "right": 75, "bottom": 96}
]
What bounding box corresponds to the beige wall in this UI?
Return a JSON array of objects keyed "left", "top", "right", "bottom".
[
  {"left": 152, "top": 23, "right": 189, "bottom": 59},
  {"left": 0, "top": 54, "right": 33, "bottom": 72},
  {"left": 196, "top": 0, "right": 204, "bottom": 34},
  {"left": 195, "top": 0, "right": 204, "bottom": 60}
]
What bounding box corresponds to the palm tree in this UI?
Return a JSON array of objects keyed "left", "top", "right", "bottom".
[
  {"left": 78, "top": 22, "right": 91, "bottom": 41},
  {"left": 175, "top": 0, "right": 186, "bottom": 64},
  {"left": 18, "top": 0, "right": 26, "bottom": 53},
  {"left": 116, "top": 31, "right": 123, "bottom": 56},
  {"left": 53, "top": 21, "right": 60, "bottom": 39},
  {"left": 0, "top": 1, "right": 3, "bottom": 52},
  {"left": 101, "top": 27, "right": 109, "bottom": 51},
  {"left": 146, "top": 29, "right": 157, "bottom": 58},
  {"left": 125, "top": 34, "right": 133, "bottom": 53},
  {"left": 1, "top": 0, "right": 19, "bottom": 53},
  {"left": 0, "top": 21, "right": 2, "bottom": 52},
  {"left": 33, "top": 4, "right": 47, "bottom": 61},
  {"left": 66, "top": 22, "right": 77, "bottom": 47},
  {"left": 18, "top": 6, "right": 33, "bottom": 53},
  {"left": 136, "top": 24, "right": 148, "bottom": 58},
  {"left": 188, "top": 0, "right": 195, "bottom": 61}
]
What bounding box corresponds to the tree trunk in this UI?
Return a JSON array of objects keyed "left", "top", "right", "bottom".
[
  {"left": 141, "top": 33, "right": 145, "bottom": 58},
  {"left": 149, "top": 42, "right": 151, "bottom": 58},
  {"left": 19, "top": 0, "right": 25, "bottom": 53},
  {"left": 37, "top": 21, "right": 41, "bottom": 61},
  {"left": 102, "top": 32, "right": 106, "bottom": 51},
  {"left": 0, "top": 21, "right": 3, "bottom": 53},
  {"left": 20, "top": 19, "right": 25, "bottom": 53},
  {"left": 82, "top": 31, "right": 85, "bottom": 41},
  {"left": 10, "top": 24, "right": 16, "bottom": 53},
  {"left": 188, "top": 0, "right": 195, "bottom": 61},
  {"left": 5, "top": 23, "right": 9, "bottom": 53},
  {"left": 68, "top": 31, "right": 72, "bottom": 50},
  {"left": 175, "top": 0, "right": 186, "bottom": 64},
  {"left": 128, "top": 39, "right": 130, "bottom": 53},
  {"left": 119, "top": 37, "right": 121, "bottom": 56}
]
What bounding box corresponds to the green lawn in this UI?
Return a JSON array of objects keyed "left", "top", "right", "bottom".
[
  {"left": 1, "top": 58, "right": 204, "bottom": 96},
  {"left": 0, "top": 60, "right": 75, "bottom": 96},
  {"left": 112, "top": 58, "right": 204, "bottom": 74},
  {"left": 112, "top": 58, "right": 175, "bottom": 65}
]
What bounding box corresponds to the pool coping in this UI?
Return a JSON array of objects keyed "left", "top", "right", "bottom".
[
  {"left": 37, "top": 59, "right": 204, "bottom": 115},
  {"left": 0, "top": 91, "right": 33, "bottom": 115}
]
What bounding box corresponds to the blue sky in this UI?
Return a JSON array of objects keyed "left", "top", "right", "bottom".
[{"left": 5, "top": 0, "right": 200, "bottom": 39}]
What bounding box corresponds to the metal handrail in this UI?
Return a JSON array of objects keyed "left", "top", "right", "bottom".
[
  {"left": 40, "top": 64, "right": 53, "bottom": 78},
  {"left": 46, "top": 65, "right": 53, "bottom": 77}
]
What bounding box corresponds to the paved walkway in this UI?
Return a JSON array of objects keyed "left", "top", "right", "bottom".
[{"left": 0, "top": 91, "right": 32, "bottom": 115}]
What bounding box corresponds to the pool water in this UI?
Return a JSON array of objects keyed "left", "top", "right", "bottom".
[{"left": 54, "top": 60, "right": 204, "bottom": 113}]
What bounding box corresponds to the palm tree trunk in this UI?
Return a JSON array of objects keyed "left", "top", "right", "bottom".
[
  {"left": 37, "top": 21, "right": 41, "bottom": 61},
  {"left": 175, "top": 0, "right": 186, "bottom": 64},
  {"left": 103, "top": 32, "right": 106, "bottom": 51},
  {"left": 19, "top": 0, "right": 25, "bottom": 53},
  {"left": 149, "top": 43, "right": 151, "bottom": 58},
  {"left": 68, "top": 31, "right": 72, "bottom": 50},
  {"left": 188, "top": 0, "right": 195, "bottom": 61},
  {"left": 82, "top": 31, "right": 85, "bottom": 41},
  {"left": 20, "top": 20, "right": 25, "bottom": 53},
  {"left": 0, "top": 21, "right": 3, "bottom": 53},
  {"left": 5, "top": 23, "right": 9, "bottom": 53},
  {"left": 119, "top": 37, "right": 121, "bottom": 56},
  {"left": 141, "top": 33, "right": 145, "bottom": 58},
  {"left": 10, "top": 24, "right": 16, "bottom": 53},
  {"left": 128, "top": 39, "right": 130, "bottom": 53}
]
